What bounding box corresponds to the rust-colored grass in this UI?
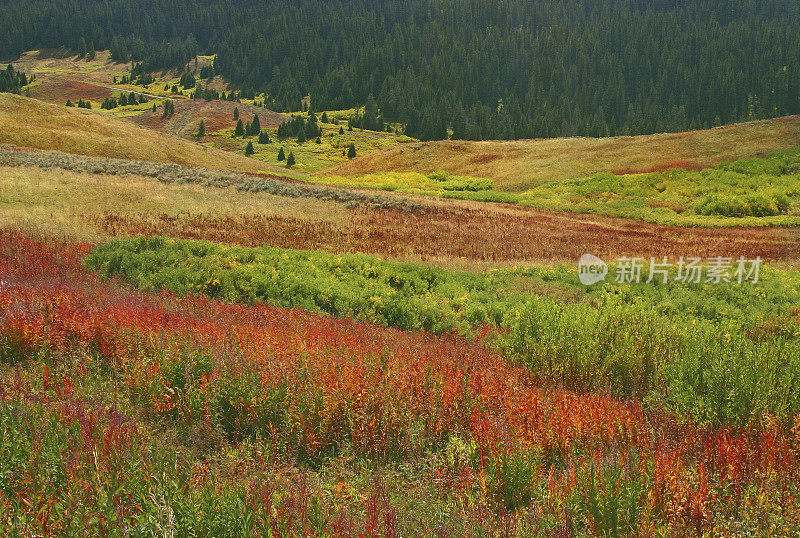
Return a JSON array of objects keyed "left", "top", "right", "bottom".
[
  {"left": 24, "top": 73, "right": 116, "bottom": 104},
  {"left": 128, "top": 99, "right": 288, "bottom": 138},
  {"left": 322, "top": 117, "right": 800, "bottom": 191},
  {"left": 0, "top": 93, "right": 285, "bottom": 174},
  {"left": 7, "top": 164, "right": 798, "bottom": 268},
  {"left": 88, "top": 205, "right": 800, "bottom": 267},
  {"left": 4, "top": 164, "right": 800, "bottom": 269}
]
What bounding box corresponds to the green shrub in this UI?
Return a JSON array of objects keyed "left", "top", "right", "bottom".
[
  {"left": 574, "top": 456, "right": 649, "bottom": 536},
  {"left": 500, "top": 294, "right": 676, "bottom": 398},
  {"left": 693, "top": 193, "right": 789, "bottom": 217},
  {"left": 85, "top": 237, "right": 527, "bottom": 334},
  {"left": 487, "top": 450, "right": 541, "bottom": 511},
  {"left": 428, "top": 170, "right": 453, "bottom": 182}
]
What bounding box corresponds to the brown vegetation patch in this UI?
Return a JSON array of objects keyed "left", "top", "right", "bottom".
[
  {"left": 25, "top": 74, "right": 116, "bottom": 104},
  {"left": 87, "top": 204, "right": 800, "bottom": 266},
  {"left": 129, "top": 99, "right": 288, "bottom": 138}
]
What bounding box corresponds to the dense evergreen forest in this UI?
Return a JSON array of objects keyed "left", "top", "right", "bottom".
[
  {"left": 0, "top": 64, "right": 27, "bottom": 93},
  {"left": 1, "top": 0, "right": 799, "bottom": 140}
]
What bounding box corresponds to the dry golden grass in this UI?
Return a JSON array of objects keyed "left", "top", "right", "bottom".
[
  {"left": 0, "top": 93, "right": 288, "bottom": 174},
  {"left": 4, "top": 164, "right": 799, "bottom": 270},
  {"left": 12, "top": 50, "right": 130, "bottom": 87},
  {"left": 322, "top": 116, "right": 800, "bottom": 191},
  {"left": 0, "top": 165, "right": 347, "bottom": 242}
]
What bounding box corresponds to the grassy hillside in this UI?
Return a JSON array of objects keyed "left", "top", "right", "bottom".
[
  {"left": 0, "top": 93, "right": 287, "bottom": 174},
  {"left": 321, "top": 116, "right": 800, "bottom": 191},
  {"left": 3, "top": 154, "right": 800, "bottom": 270},
  {"left": 126, "top": 99, "right": 287, "bottom": 138}
]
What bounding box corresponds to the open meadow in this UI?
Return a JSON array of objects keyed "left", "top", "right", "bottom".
[{"left": 2, "top": 46, "right": 800, "bottom": 535}]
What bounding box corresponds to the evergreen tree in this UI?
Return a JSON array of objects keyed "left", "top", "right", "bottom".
[
  {"left": 65, "top": 99, "right": 73, "bottom": 107},
  {"left": 197, "top": 120, "right": 205, "bottom": 137},
  {"left": 234, "top": 119, "right": 244, "bottom": 137},
  {"left": 347, "top": 143, "right": 356, "bottom": 159},
  {"left": 321, "top": 112, "right": 329, "bottom": 123},
  {"left": 258, "top": 131, "right": 269, "bottom": 144},
  {"left": 251, "top": 114, "right": 260, "bottom": 135},
  {"left": 233, "top": 107, "right": 239, "bottom": 121},
  {"left": 161, "top": 100, "right": 174, "bottom": 117},
  {"left": 245, "top": 141, "right": 255, "bottom": 155},
  {"left": 286, "top": 152, "right": 296, "bottom": 166},
  {"left": 277, "top": 147, "right": 286, "bottom": 161},
  {"left": 339, "top": 126, "right": 344, "bottom": 135},
  {"left": 4, "top": 0, "right": 800, "bottom": 141}
]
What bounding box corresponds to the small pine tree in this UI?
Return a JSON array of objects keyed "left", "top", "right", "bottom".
[
  {"left": 297, "top": 132, "right": 306, "bottom": 144},
  {"left": 161, "top": 100, "right": 174, "bottom": 118},
  {"left": 65, "top": 99, "right": 73, "bottom": 107},
  {"left": 258, "top": 131, "right": 269, "bottom": 144},
  {"left": 286, "top": 152, "right": 296, "bottom": 166},
  {"left": 251, "top": 114, "right": 261, "bottom": 134},
  {"left": 339, "top": 126, "right": 344, "bottom": 135},
  {"left": 347, "top": 143, "right": 357, "bottom": 159},
  {"left": 197, "top": 120, "right": 205, "bottom": 137},
  {"left": 152, "top": 103, "right": 157, "bottom": 113},
  {"left": 277, "top": 147, "right": 286, "bottom": 161},
  {"left": 315, "top": 137, "right": 321, "bottom": 144},
  {"left": 347, "top": 124, "right": 353, "bottom": 132},
  {"left": 342, "top": 149, "right": 346, "bottom": 157},
  {"left": 234, "top": 119, "right": 244, "bottom": 137},
  {"left": 245, "top": 141, "right": 255, "bottom": 155},
  {"left": 233, "top": 107, "right": 239, "bottom": 120},
  {"left": 321, "top": 112, "right": 329, "bottom": 123}
]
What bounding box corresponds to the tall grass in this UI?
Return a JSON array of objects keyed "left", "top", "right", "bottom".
[{"left": 501, "top": 293, "right": 800, "bottom": 427}]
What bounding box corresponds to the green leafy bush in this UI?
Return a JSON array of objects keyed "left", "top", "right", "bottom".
[
  {"left": 693, "top": 193, "right": 790, "bottom": 217},
  {"left": 85, "top": 236, "right": 526, "bottom": 334}
]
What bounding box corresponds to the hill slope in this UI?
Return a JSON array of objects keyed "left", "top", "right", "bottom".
[
  {"left": 0, "top": 93, "right": 289, "bottom": 175},
  {"left": 127, "top": 99, "right": 288, "bottom": 139},
  {"left": 321, "top": 116, "right": 800, "bottom": 191}
]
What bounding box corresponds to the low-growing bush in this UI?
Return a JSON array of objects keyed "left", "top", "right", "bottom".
[
  {"left": 502, "top": 292, "right": 800, "bottom": 426},
  {"left": 693, "top": 193, "right": 790, "bottom": 218},
  {"left": 84, "top": 236, "right": 525, "bottom": 334},
  {"left": 500, "top": 294, "right": 677, "bottom": 398}
]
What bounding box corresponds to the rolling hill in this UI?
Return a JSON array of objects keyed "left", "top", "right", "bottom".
[
  {"left": 0, "top": 93, "right": 291, "bottom": 175},
  {"left": 320, "top": 116, "right": 800, "bottom": 191}
]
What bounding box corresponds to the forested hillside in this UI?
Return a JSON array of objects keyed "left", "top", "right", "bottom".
[{"left": 2, "top": 0, "right": 798, "bottom": 140}]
